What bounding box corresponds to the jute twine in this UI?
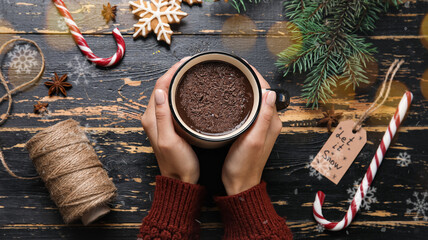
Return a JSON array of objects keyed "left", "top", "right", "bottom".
[
  {"left": 0, "top": 38, "right": 45, "bottom": 125},
  {"left": 0, "top": 38, "right": 45, "bottom": 179},
  {"left": 352, "top": 59, "right": 405, "bottom": 132},
  {"left": 25, "top": 119, "right": 117, "bottom": 224},
  {"left": 0, "top": 39, "right": 116, "bottom": 224}
]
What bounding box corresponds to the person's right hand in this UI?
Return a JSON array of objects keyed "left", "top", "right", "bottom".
[
  {"left": 221, "top": 69, "right": 282, "bottom": 196},
  {"left": 141, "top": 57, "right": 200, "bottom": 184}
]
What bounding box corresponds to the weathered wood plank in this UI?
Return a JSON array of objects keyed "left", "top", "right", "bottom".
[
  {"left": 0, "top": 34, "right": 427, "bottom": 129},
  {"left": 0, "top": 0, "right": 426, "bottom": 37},
  {"left": 1, "top": 0, "right": 427, "bottom": 239},
  {"left": 1, "top": 220, "right": 428, "bottom": 240},
  {"left": 1, "top": 129, "right": 427, "bottom": 238}
]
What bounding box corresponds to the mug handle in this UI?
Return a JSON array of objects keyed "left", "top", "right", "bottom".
[{"left": 264, "top": 88, "right": 290, "bottom": 111}]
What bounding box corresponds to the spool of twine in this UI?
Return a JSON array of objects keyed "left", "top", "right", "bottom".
[{"left": 25, "top": 119, "right": 117, "bottom": 225}]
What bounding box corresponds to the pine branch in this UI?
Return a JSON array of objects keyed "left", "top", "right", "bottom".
[
  {"left": 341, "top": 33, "right": 376, "bottom": 88},
  {"left": 228, "top": 0, "right": 261, "bottom": 13},
  {"left": 308, "top": 0, "right": 329, "bottom": 20},
  {"left": 300, "top": 0, "right": 354, "bottom": 108},
  {"left": 277, "top": 0, "right": 402, "bottom": 108},
  {"left": 301, "top": 44, "right": 339, "bottom": 108}
]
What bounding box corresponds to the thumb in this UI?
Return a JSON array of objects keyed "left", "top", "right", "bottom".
[
  {"left": 154, "top": 89, "right": 175, "bottom": 140},
  {"left": 248, "top": 90, "right": 276, "bottom": 139}
]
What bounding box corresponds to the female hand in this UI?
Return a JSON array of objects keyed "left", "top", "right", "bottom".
[
  {"left": 221, "top": 67, "right": 282, "bottom": 195},
  {"left": 141, "top": 57, "right": 200, "bottom": 184}
]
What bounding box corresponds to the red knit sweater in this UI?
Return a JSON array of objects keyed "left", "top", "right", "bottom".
[{"left": 138, "top": 176, "right": 293, "bottom": 239}]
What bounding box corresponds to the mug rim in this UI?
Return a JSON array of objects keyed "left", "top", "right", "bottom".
[{"left": 168, "top": 51, "right": 262, "bottom": 142}]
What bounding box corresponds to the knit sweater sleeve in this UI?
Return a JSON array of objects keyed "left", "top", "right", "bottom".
[
  {"left": 137, "top": 176, "right": 205, "bottom": 240},
  {"left": 215, "top": 182, "right": 293, "bottom": 240}
]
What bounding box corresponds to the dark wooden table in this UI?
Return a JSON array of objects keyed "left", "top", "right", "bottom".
[{"left": 1, "top": 0, "right": 428, "bottom": 239}]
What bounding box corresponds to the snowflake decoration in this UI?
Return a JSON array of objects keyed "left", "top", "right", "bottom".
[
  {"left": 315, "top": 223, "right": 325, "bottom": 233},
  {"left": 404, "top": 1, "right": 410, "bottom": 8},
  {"left": 84, "top": 123, "right": 101, "bottom": 151},
  {"left": 347, "top": 179, "right": 377, "bottom": 210},
  {"left": 41, "top": 109, "right": 52, "bottom": 120},
  {"left": 6, "top": 44, "right": 39, "bottom": 74},
  {"left": 66, "top": 55, "right": 96, "bottom": 85},
  {"left": 396, "top": 152, "right": 411, "bottom": 167},
  {"left": 57, "top": 16, "right": 68, "bottom": 31},
  {"left": 406, "top": 191, "right": 428, "bottom": 221},
  {"left": 307, "top": 155, "right": 330, "bottom": 180},
  {"left": 129, "top": 0, "right": 187, "bottom": 44}
]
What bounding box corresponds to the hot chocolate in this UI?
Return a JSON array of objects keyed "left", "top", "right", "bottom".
[{"left": 175, "top": 61, "right": 254, "bottom": 135}]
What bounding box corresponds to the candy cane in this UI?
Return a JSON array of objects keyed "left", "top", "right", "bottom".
[
  {"left": 313, "top": 91, "right": 413, "bottom": 231},
  {"left": 52, "top": 0, "right": 125, "bottom": 67}
]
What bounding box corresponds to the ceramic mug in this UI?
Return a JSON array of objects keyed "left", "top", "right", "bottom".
[{"left": 169, "top": 52, "right": 290, "bottom": 149}]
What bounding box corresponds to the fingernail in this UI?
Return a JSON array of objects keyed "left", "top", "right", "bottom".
[
  {"left": 266, "top": 91, "right": 276, "bottom": 107},
  {"left": 155, "top": 89, "right": 165, "bottom": 105}
]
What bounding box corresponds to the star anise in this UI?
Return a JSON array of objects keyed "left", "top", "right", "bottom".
[
  {"left": 101, "top": 3, "right": 117, "bottom": 23},
  {"left": 45, "top": 73, "right": 72, "bottom": 97},
  {"left": 318, "top": 107, "right": 343, "bottom": 132},
  {"left": 33, "top": 101, "right": 49, "bottom": 114}
]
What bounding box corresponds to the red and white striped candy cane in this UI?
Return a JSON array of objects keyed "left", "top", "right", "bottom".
[
  {"left": 313, "top": 91, "right": 413, "bottom": 231},
  {"left": 52, "top": 0, "right": 125, "bottom": 67}
]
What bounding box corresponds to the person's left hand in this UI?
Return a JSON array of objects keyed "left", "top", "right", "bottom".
[
  {"left": 221, "top": 66, "right": 282, "bottom": 195},
  {"left": 141, "top": 57, "right": 200, "bottom": 184}
]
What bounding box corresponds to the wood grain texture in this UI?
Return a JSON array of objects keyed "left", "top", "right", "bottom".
[{"left": 1, "top": 0, "right": 428, "bottom": 239}]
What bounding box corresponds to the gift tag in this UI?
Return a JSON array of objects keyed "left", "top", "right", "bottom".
[{"left": 311, "top": 120, "right": 367, "bottom": 184}]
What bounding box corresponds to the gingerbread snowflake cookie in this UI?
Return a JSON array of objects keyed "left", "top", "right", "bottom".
[
  {"left": 129, "top": 0, "right": 188, "bottom": 44},
  {"left": 175, "top": 0, "right": 202, "bottom": 6}
]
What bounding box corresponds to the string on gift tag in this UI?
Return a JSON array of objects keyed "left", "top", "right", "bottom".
[
  {"left": 311, "top": 59, "right": 405, "bottom": 185},
  {"left": 314, "top": 91, "right": 413, "bottom": 231},
  {"left": 352, "top": 59, "right": 405, "bottom": 132}
]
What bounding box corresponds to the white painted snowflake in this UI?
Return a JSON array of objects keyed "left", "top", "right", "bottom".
[
  {"left": 66, "top": 55, "right": 96, "bottom": 85},
  {"left": 84, "top": 123, "right": 101, "bottom": 151},
  {"left": 406, "top": 191, "right": 428, "bottom": 221},
  {"left": 129, "top": 0, "right": 187, "bottom": 44},
  {"left": 315, "top": 223, "right": 325, "bottom": 233},
  {"left": 6, "top": 44, "right": 39, "bottom": 74},
  {"left": 347, "top": 179, "right": 377, "bottom": 211},
  {"left": 40, "top": 109, "right": 52, "bottom": 119},
  {"left": 404, "top": 1, "right": 410, "bottom": 8},
  {"left": 307, "top": 155, "right": 330, "bottom": 181},
  {"left": 57, "top": 16, "right": 68, "bottom": 31},
  {"left": 396, "top": 152, "right": 411, "bottom": 167}
]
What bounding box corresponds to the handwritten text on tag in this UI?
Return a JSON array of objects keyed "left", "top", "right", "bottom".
[{"left": 311, "top": 120, "right": 367, "bottom": 185}]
